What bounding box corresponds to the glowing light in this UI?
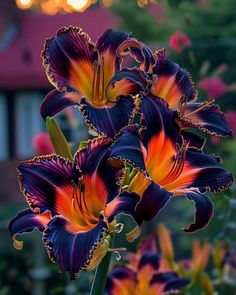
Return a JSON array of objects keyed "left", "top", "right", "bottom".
[
  {"left": 101, "top": 0, "right": 113, "bottom": 7},
  {"left": 67, "top": 0, "right": 91, "bottom": 12},
  {"left": 16, "top": 0, "right": 34, "bottom": 9}
]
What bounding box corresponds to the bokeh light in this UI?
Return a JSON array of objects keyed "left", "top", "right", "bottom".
[
  {"left": 66, "top": 0, "right": 92, "bottom": 12},
  {"left": 16, "top": 0, "right": 34, "bottom": 9}
]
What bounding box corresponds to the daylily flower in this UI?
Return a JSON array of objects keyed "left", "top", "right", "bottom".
[
  {"left": 32, "top": 132, "right": 54, "bottom": 155},
  {"left": 40, "top": 27, "right": 140, "bottom": 139},
  {"left": 108, "top": 43, "right": 232, "bottom": 139},
  {"left": 9, "top": 137, "right": 139, "bottom": 279},
  {"left": 109, "top": 98, "right": 233, "bottom": 237},
  {"left": 105, "top": 235, "right": 189, "bottom": 295},
  {"left": 169, "top": 31, "right": 192, "bottom": 53}
]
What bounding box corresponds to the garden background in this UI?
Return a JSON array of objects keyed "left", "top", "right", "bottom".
[{"left": 0, "top": 0, "right": 236, "bottom": 294}]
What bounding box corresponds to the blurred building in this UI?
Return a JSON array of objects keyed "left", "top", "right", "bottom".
[{"left": 0, "top": 1, "right": 118, "bottom": 202}]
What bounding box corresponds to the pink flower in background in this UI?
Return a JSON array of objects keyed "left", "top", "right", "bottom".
[
  {"left": 32, "top": 132, "right": 54, "bottom": 155},
  {"left": 198, "top": 77, "right": 227, "bottom": 99},
  {"left": 169, "top": 31, "right": 192, "bottom": 53}
]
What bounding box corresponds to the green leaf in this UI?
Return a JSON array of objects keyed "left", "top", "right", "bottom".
[{"left": 46, "top": 117, "right": 73, "bottom": 160}]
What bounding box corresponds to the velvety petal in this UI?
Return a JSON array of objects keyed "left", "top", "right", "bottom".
[
  {"left": 109, "top": 124, "right": 146, "bottom": 172},
  {"left": 140, "top": 96, "right": 184, "bottom": 185},
  {"left": 105, "top": 265, "right": 136, "bottom": 295},
  {"left": 181, "top": 192, "right": 214, "bottom": 232},
  {"left": 106, "top": 68, "right": 150, "bottom": 102},
  {"left": 79, "top": 96, "right": 136, "bottom": 139},
  {"left": 9, "top": 209, "right": 51, "bottom": 250},
  {"left": 178, "top": 102, "right": 232, "bottom": 137},
  {"left": 135, "top": 181, "right": 172, "bottom": 225},
  {"left": 104, "top": 191, "right": 140, "bottom": 222},
  {"left": 138, "top": 252, "right": 160, "bottom": 271},
  {"left": 74, "top": 137, "right": 121, "bottom": 204},
  {"left": 141, "top": 95, "right": 181, "bottom": 148},
  {"left": 42, "top": 26, "right": 97, "bottom": 97},
  {"left": 96, "top": 29, "right": 131, "bottom": 83},
  {"left": 150, "top": 272, "right": 189, "bottom": 293},
  {"left": 173, "top": 150, "right": 233, "bottom": 194},
  {"left": 40, "top": 89, "right": 81, "bottom": 119},
  {"left": 117, "top": 37, "right": 155, "bottom": 73},
  {"left": 181, "top": 130, "right": 206, "bottom": 150},
  {"left": 18, "top": 155, "right": 81, "bottom": 216},
  {"left": 43, "top": 214, "right": 108, "bottom": 279},
  {"left": 151, "top": 49, "right": 197, "bottom": 109}
]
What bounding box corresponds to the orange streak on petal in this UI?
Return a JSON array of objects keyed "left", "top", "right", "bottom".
[
  {"left": 145, "top": 132, "right": 177, "bottom": 184},
  {"left": 151, "top": 76, "right": 182, "bottom": 109},
  {"left": 164, "top": 163, "right": 199, "bottom": 193},
  {"left": 112, "top": 278, "right": 136, "bottom": 295},
  {"left": 69, "top": 59, "right": 94, "bottom": 99}
]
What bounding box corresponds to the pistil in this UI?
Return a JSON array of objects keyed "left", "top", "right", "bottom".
[{"left": 184, "top": 99, "right": 215, "bottom": 118}]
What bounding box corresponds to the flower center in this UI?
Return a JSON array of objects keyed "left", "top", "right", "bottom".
[
  {"left": 70, "top": 179, "right": 100, "bottom": 230},
  {"left": 91, "top": 57, "right": 108, "bottom": 107}
]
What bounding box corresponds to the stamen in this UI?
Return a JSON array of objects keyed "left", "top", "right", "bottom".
[
  {"left": 184, "top": 99, "right": 215, "bottom": 118},
  {"left": 91, "top": 61, "right": 98, "bottom": 102},
  {"left": 100, "top": 56, "right": 105, "bottom": 103},
  {"left": 159, "top": 143, "right": 186, "bottom": 186},
  {"left": 71, "top": 180, "right": 98, "bottom": 228},
  {"left": 108, "top": 247, "right": 127, "bottom": 261},
  {"left": 95, "top": 64, "right": 100, "bottom": 105},
  {"left": 179, "top": 93, "right": 189, "bottom": 117}
]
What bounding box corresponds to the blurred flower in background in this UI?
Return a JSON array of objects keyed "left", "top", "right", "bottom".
[
  {"left": 32, "top": 132, "right": 54, "bottom": 155},
  {"left": 169, "top": 31, "right": 191, "bottom": 53},
  {"left": 198, "top": 76, "right": 227, "bottom": 99},
  {"left": 106, "top": 233, "right": 189, "bottom": 295}
]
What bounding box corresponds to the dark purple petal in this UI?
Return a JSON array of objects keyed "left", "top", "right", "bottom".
[
  {"left": 9, "top": 209, "right": 50, "bottom": 236},
  {"left": 18, "top": 155, "right": 81, "bottom": 214},
  {"left": 138, "top": 252, "right": 160, "bottom": 271},
  {"left": 106, "top": 67, "right": 150, "bottom": 101},
  {"left": 79, "top": 96, "right": 135, "bottom": 139},
  {"left": 135, "top": 181, "right": 172, "bottom": 224},
  {"left": 117, "top": 37, "right": 155, "bottom": 73},
  {"left": 179, "top": 102, "right": 232, "bottom": 137},
  {"left": 109, "top": 124, "right": 146, "bottom": 172},
  {"left": 106, "top": 265, "right": 136, "bottom": 295},
  {"left": 9, "top": 209, "right": 51, "bottom": 249},
  {"left": 151, "top": 49, "right": 197, "bottom": 108},
  {"left": 40, "top": 89, "right": 80, "bottom": 120},
  {"left": 181, "top": 130, "right": 206, "bottom": 150},
  {"left": 185, "top": 150, "right": 233, "bottom": 193},
  {"left": 43, "top": 214, "right": 108, "bottom": 279},
  {"left": 96, "top": 29, "right": 131, "bottom": 71},
  {"left": 141, "top": 95, "right": 181, "bottom": 148},
  {"left": 150, "top": 272, "right": 190, "bottom": 292},
  {"left": 183, "top": 191, "right": 214, "bottom": 232},
  {"left": 74, "top": 137, "right": 121, "bottom": 204},
  {"left": 105, "top": 191, "right": 140, "bottom": 222},
  {"left": 42, "top": 26, "right": 97, "bottom": 92}
]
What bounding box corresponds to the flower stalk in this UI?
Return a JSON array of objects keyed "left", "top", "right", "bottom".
[{"left": 89, "top": 234, "right": 114, "bottom": 295}]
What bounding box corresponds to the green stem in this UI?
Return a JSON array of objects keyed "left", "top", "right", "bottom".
[{"left": 89, "top": 235, "right": 114, "bottom": 295}]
